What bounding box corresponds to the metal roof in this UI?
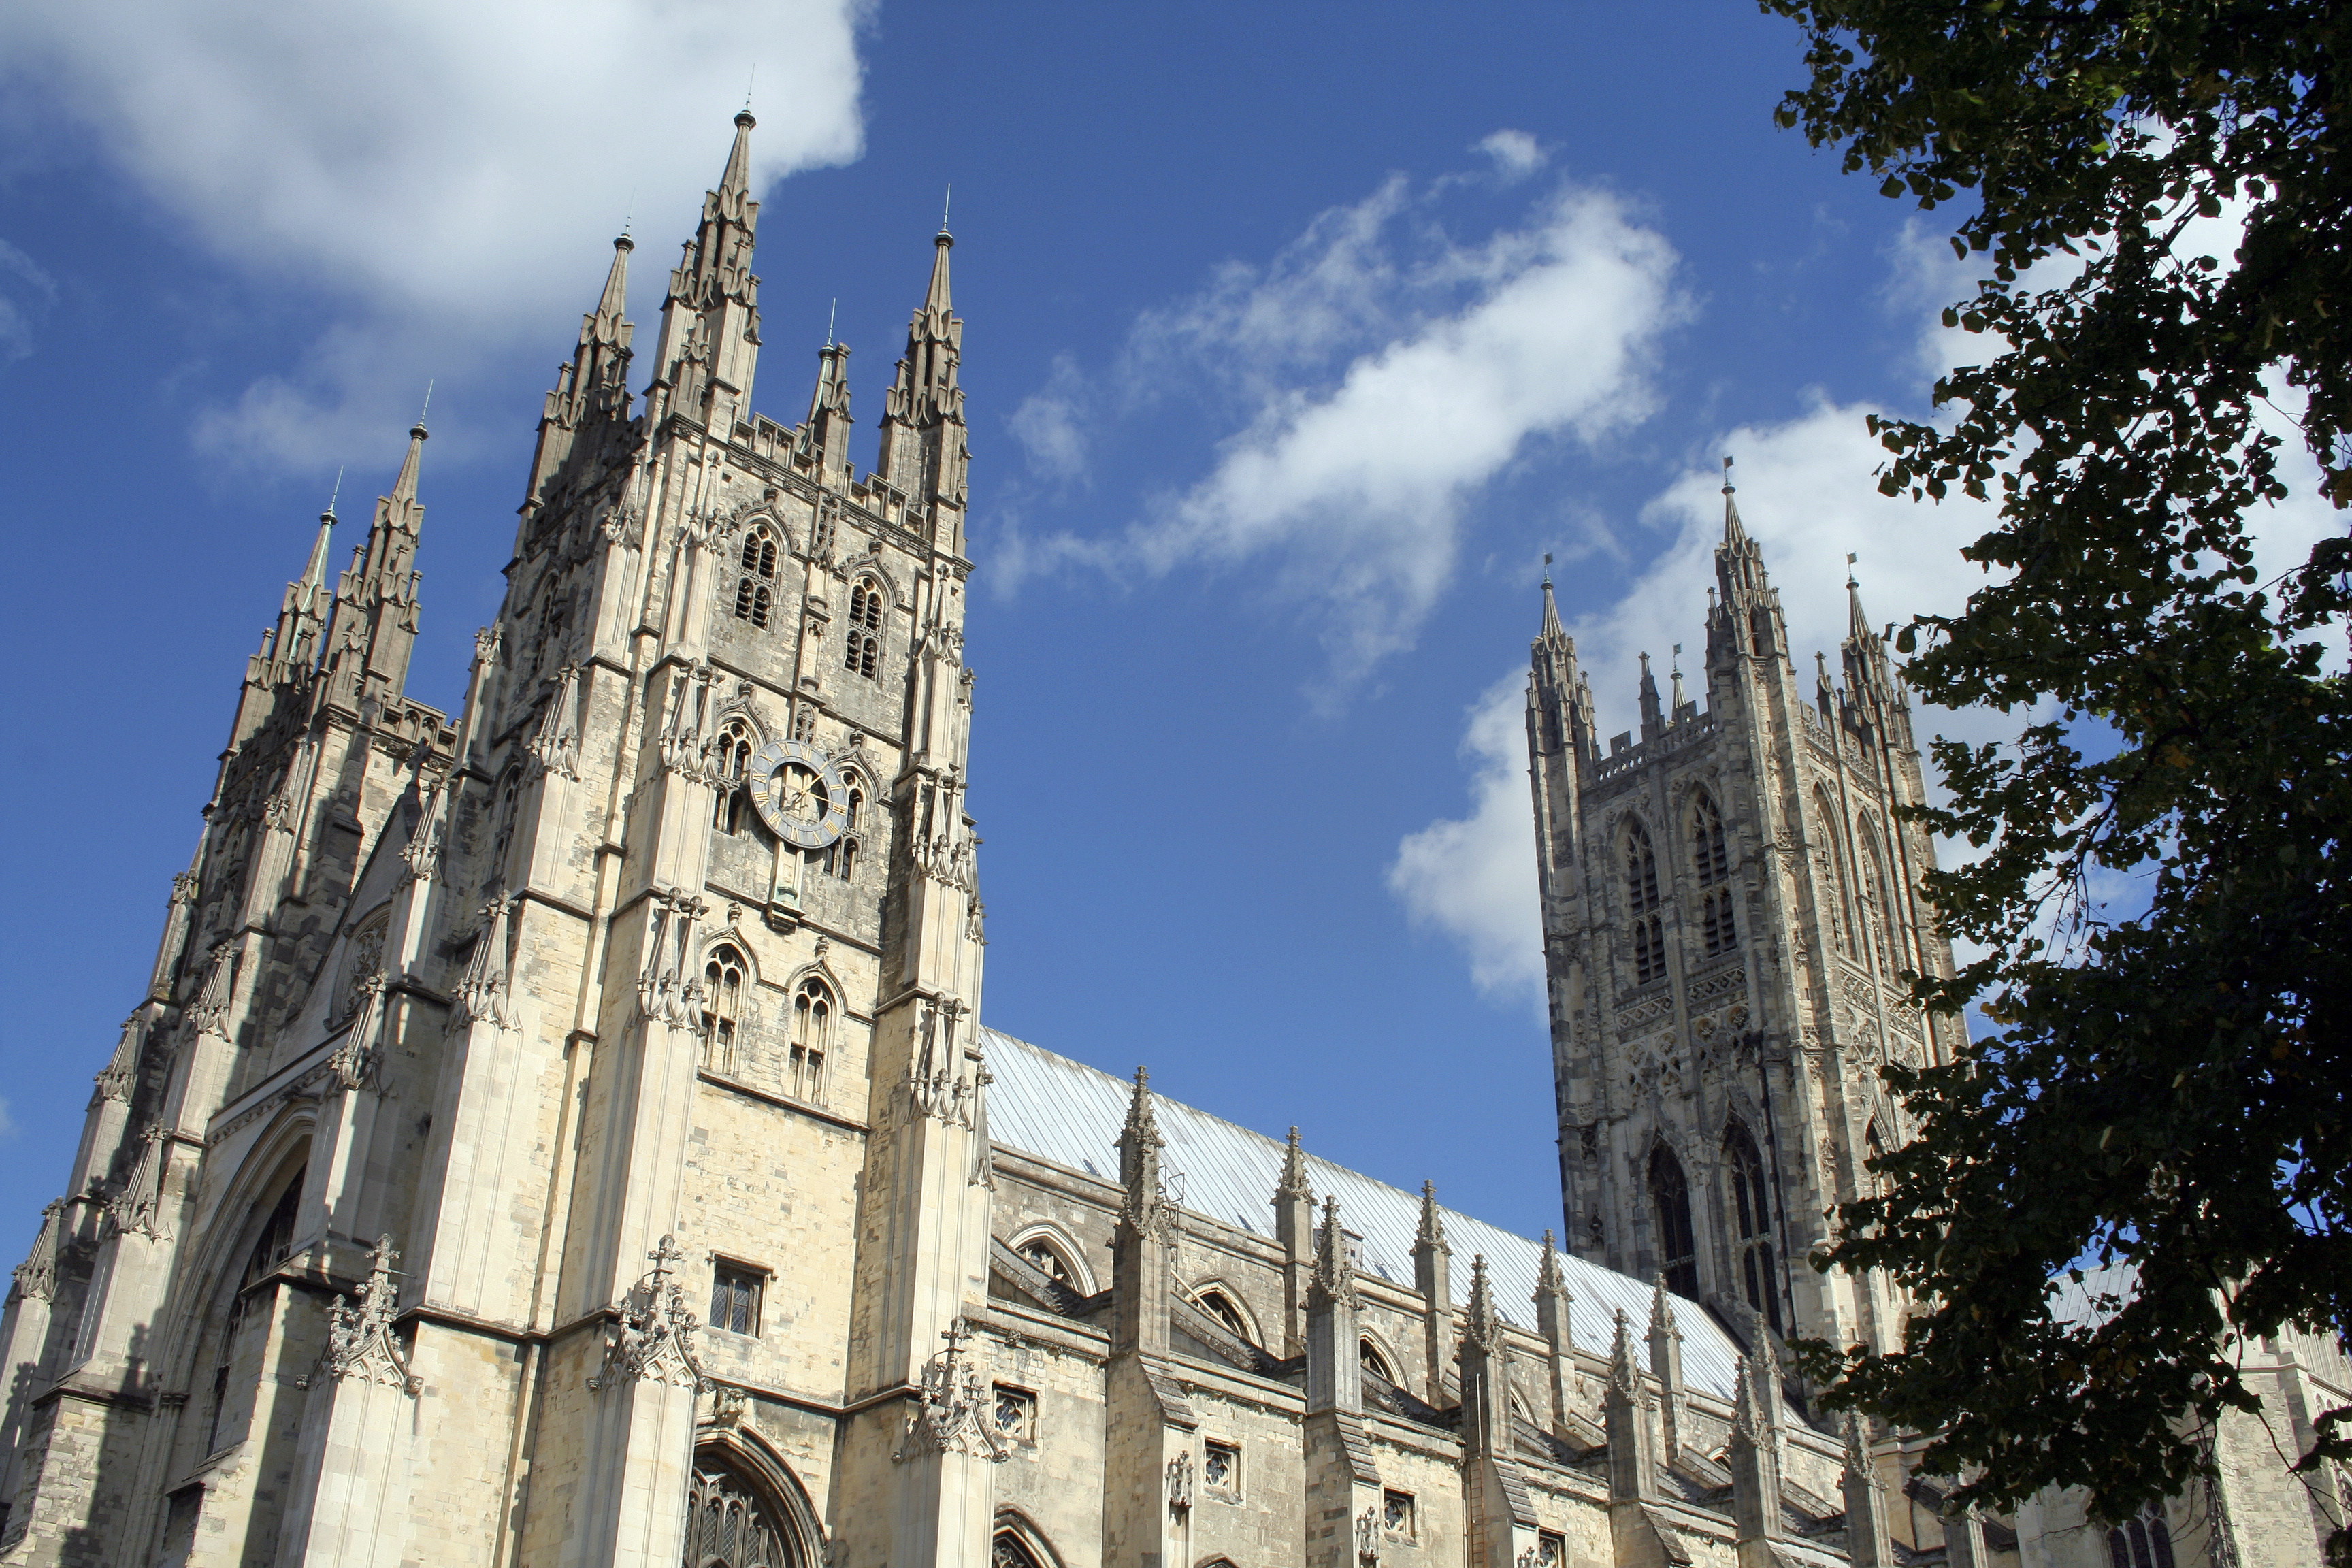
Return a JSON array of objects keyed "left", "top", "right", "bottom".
[{"left": 982, "top": 1026, "right": 1754, "bottom": 1403}]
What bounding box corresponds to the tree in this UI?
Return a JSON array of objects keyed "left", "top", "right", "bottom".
[{"left": 1759, "top": 0, "right": 2352, "bottom": 1545}]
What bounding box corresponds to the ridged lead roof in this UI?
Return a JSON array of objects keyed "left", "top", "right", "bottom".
[{"left": 983, "top": 1026, "right": 1755, "bottom": 1403}]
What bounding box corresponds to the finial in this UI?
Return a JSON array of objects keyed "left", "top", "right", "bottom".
[
  {"left": 1671, "top": 642, "right": 1682, "bottom": 676},
  {"left": 941, "top": 183, "right": 952, "bottom": 235},
  {"left": 1542, "top": 550, "right": 1553, "bottom": 585},
  {"left": 412, "top": 380, "right": 433, "bottom": 440},
  {"left": 826, "top": 297, "right": 837, "bottom": 348},
  {"left": 623, "top": 186, "right": 634, "bottom": 239},
  {"left": 1722, "top": 454, "right": 1735, "bottom": 494},
  {"left": 1846, "top": 551, "right": 1859, "bottom": 589},
  {"left": 745, "top": 63, "right": 756, "bottom": 112},
  {"left": 325, "top": 464, "right": 344, "bottom": 521}
]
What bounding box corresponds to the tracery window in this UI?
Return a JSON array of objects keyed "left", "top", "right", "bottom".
[
  {"left": 734, "top": 526, "right": 778, "bottom": 629},
  {"left": 1815, "top": 786, "right": 1857, "bottom": 957},
  {"left": 1725, "top": 1122, "right": 1782, "bottom": 1335},
  {"left": 1650, "top": 1144, "right": 1699, "bottom": 1298},
  {"left": 1018, "top": 1235, "right": 1075, "bottom": 1286},
  {"left": 1196, "top": 1289, "right": 1251, "bottom": 1343},
  {"left": 1693, "top": 789, "right": 1737, "bottom": 958},
  {"left": 789, "top": 977, "right": 832, "bottom": 1103},
  {"left": 700, "top": 945, "right": 746, "bottom": 1075},
  {"left": 2106, "top": 1506, "right": 2176, "bottom": 1568},
  {"left": 207, "top": 1174, "right": 303, "bottom": 1454},
  {"left": 1856, "top": 819, "right": 1899, "bottom": 977},
  {"left": 1627, "top": 819, "right": 1667, "bottom": 984},
  {"left": 993, "top": 1529, "right": 1047, "bottom": 1568},
  {"left": 821, "top": 787, "right": 864, "bottom": 879},
  {"left": 711, "top": 718, "right": 753, "bottom": 834},
  {"left": 844, "top": 578, "right": 883, "bottom": 679},
  {"left": 684, "top": 1457, "right": 796, "bottom": 1568}
]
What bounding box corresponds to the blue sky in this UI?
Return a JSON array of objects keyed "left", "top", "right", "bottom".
[{"left": 0, "top": 1, "right": 2236, "bottom": 1250}]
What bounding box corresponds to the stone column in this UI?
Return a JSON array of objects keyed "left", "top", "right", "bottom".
[
  {"left": 1104, "top": 1069, "right": 1197, "bottom": 1568},
  {"left": 275, "top": 1236, "right": 423, "bottom": 1568},
  {"left": 1460, "top": 1256, "right": 1538, "bottom": 1568},
  {"left": 1646, "top": 1275, "right": 1685, "bottom": 1463},
  {"left": 1411, "top": 1181, "right": 1453, "bottom": 1405},
  {"left": 1727, "top": 1357, "right": 1782, "bottom": 1568},
  {"left": 1273, "top": 1129, "right": 1313, "bottom": 1360},
  {"left": 1531, "top": 1230, "right": 1575, "bottom": 1435}
]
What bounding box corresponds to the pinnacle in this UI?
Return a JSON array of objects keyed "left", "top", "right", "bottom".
[
  {"left": 1536, "top": 1228, "right": 1566, "bottom": 1293},
  {"left": 926, "top": 225, "right": 954, "bottom": 315},
  {"left": 1538, "top": 576, "right": 1565, "bottom": 642},
  {"left": 298, "top": 510, "right": 336, "bottom": 593},
  {"left": 391, "top": 421, "right": 427, "bottom": 504},
  {"left": 1416, "top": 1179, "right": 1447, "bottom": 1247},
  {"left": 1847, "top": 557, "right": 1874, "bottom": 643},
  {"left": 1722, "top": 455, "right": 1748, "bottom": 545},
  {"left": 595, "top": 234, "right": 632, "bottom": 324},
  {"left": 720, "top": 110, "right": 755, "bottom": 199}
]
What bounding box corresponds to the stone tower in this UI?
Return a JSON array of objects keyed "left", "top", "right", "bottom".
[
  {"left": 0, "top": 113, "right": 994, "bottom": 1568},
  {"left": 1524, "top": 463, "right": 1963, "bottom": 1359}
]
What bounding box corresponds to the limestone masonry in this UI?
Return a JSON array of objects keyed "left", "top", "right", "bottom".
[{"left": 0, "top": 116, "right": 2340, "bottom": 1568}]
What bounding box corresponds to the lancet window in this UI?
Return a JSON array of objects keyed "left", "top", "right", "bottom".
[
  {"left": 1649, "top": 1144, "right": 1699, "bottom": 1298},
  {"left": 700, "top": 945, "right": 746, "bottom": 1075},
  {"left": 734, "top": 525, "right": 779, "bottom": 629},
  {"left": 1725, "top": 1121, "right": 1782, "bottom": 1335},
  {"left": 844, "top": 578, "right": 883, "bottom": 679},
  {"left": 1815, "top": 786, "right": 1857, "bottom": 957},
  {"left": 789, "top": 977, "right": 832, "bottom": 1103},
  {"left": 206, "top": 1173, "right": 302, "bottom": 1454},
  {"left": 1627, "top": 819, "right": 1666, "bottom": 985},
  {"left": 823, "top": 786, "right": 864, "bottom": 879},
  {"left": 1196, "top": 1289, "right": 1251, "bottom": 1343},
  {"left": 1856, "top": 819, "right": 1899, "bottom": 977},
  {"left": 1359, "top": 1338, "right": 1396, "bottom": 1384},
  {"left": 711, "top": 718, "right": 753, "bottom": 834},
  {"left": 1693, "top": 789, "right": 1737, "bottom": 957}
]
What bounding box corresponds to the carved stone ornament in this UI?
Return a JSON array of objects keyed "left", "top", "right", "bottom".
[
  {"left": 400, "top": 778, "right": 448, "bottom": 885},
  {"left": 1166, "top": 1449, "right": 1194, "bottom": 1514},
  {"left": 892, "top": 1316, "right": 1010, "bottom": 1465},
  {"left": 589, "top": 1235, "right": 706, "bottom": 1394},
  {"left": 189, "top": 945, "right": 235, "bottom": 1040},
  {"left": 450, "top": 895, "right": 516, "bottom": 1032},
  {"left": 105, "top": 1122, "right": 169, "bottom": 1240},
  {"left": 12, "top": 1200, "right": 64, "bottom": 1302},
  {"left": 635, "top": 892, "right": 709, "bottom": 1030},
  {"left": 94, "top": 1017, "right": 142, "bottom": 1104},
  {"left": 324, "top": 1235, "right": 422, "bottom": 1394},
  {"left": 327, "top": 973, "right": 389, "bottom": 1096},
  {"left": 527, "top": 664, "right": 582, "bottom": 781},
  {"left": 1356, "top": 1506, "right": 1382, "bottom": 1567}
]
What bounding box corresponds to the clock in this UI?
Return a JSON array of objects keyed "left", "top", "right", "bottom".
[{"left": 747, "top": 740, "right": 850, "bottom": 849}]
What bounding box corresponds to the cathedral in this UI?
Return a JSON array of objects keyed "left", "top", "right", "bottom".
[{"left": 0, "top": 114, "right": 2340, "bottom": 1568}]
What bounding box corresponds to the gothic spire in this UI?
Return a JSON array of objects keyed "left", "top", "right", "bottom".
[
  {"left": 1648, "top": 1271, "right": 1680, "bottom": 1338},
  {"left": 805, "top": 338, "right": 853, "bottom": 479},
  {"left": 1309, "top": 1194, "right": 1356, "bottom": 1307},
  {"left": 1463, "top": 1252, "right": 1502, "bottom": 1350},
  {"left": 1115, "top": 1065, "right": 1166, "bottom": 1238},
  {"left": 1537, "top": 553, "right": 1569, "bottom": 647},
  {"left": 875, "top": 221, "right": 969, "bottom": 536},
  {"left": 320, "top": 423, "right": 428, "bottom": 713},
  {"left": 1669, "top": 645, "right": 1687, "bottom": 715},
  {"left": 1536, "top": 1228, "right": 1566, "bottom": 1294},
  {"left": 1416, "top": 1180, "right": 1448, "bottom": 1252},
  {"left": 1722, "top": 454, "right": 1748, "bottom": 544},
  {"left": 1607, "top": 1305, "right": 1642, "bottom": 1399},
  {"left": 1847, "top": 553, "right": 1874, "bottom": 642},
  {"left": 1638, "top": 650, "right": 1663, "bottom": 738},
  {"left": 647, "top": 112, "right": 763, "bottom": 432},
  {"left": 525, "top": 235, "right": 638, "bottom": 513}
]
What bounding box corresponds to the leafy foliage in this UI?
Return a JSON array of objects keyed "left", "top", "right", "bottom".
[{"left": 1761, "top": 0, "right": 2352, "bottom": 1539}]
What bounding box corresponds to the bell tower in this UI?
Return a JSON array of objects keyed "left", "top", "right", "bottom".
[{"left": 1526, "top": 461, "right": 1964, "bottom": 1360}]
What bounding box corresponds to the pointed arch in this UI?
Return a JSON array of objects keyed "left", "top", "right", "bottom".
[
  {"left": 1358, "top": 1332, "right": 1400, "bottom": 1385},
  {"left": 994, "top": 1510, "right": 1065, "bottom": 1568},
  {"left": 1722, "top": 1119, "right": 1782, "bottom": 1336},
  {"left": 1853, "top": 813, "right": 1900, "bottom": 977},
  {"left": 710, "top": 715, "right": 757, "bottom": 834},
  {"left": 699, "top": 942, "right": 749, "bottom": 1075},
  {"left": 1648, "top": 1143, "right": 1699, "bottom": 1298},
  {"left": 1007, "top": 1222, "right": 1096, "bottom": 1296},
  {"left": 182, "top": 1131, "right": 313, "bottom": 1459},
  {"left": 787, "top": 974, "right": 834, "bottom": 1105},
  {"left": 734, "top": 523, "right": 781, "bottom": 630},
  {"left": 1186, "top": 1279, "right": 1262, "bottom": 1346},
  {"left": 687, "top": 1423, "right": 822, "bottom": 1568}
]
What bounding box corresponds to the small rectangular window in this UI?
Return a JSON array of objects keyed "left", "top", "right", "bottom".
[
  {"left": 1382, "top": 1490, "right": 1416, "bottom": 1539},
  {"left": 710, "top": 1261, "right": 763, "bottom": 1337},
  {"left": 1203, "top": 1439, "right": 1240, "bottom": 1497},
  {"left": 992, "top": 1384, "right": 1037, "bottom": 1443}
]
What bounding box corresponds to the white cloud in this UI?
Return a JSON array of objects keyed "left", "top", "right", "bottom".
[
  {"left": 0, "top": 0, "right": 870, "bottom": 468},
  {"left": 1475, "top": 130, "right": 1548, "bottom": 182},
  {"left": 1007, "top": 353, "right": 1091, "bottom": 485},
  {"left": 1019, "top": 176, "right": 1686, "bottom": 687},
  {"left": 0, "top": 1096, "right": 16, "bottom": 1142},
  {"left": 0, "top": 239, "right": 56, "bottom": 365},
  {"left": 1388, "top": 671, "right": 1545, "bottom": 1009}
]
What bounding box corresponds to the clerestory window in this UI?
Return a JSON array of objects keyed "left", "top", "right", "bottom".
[
  {"left": 1627, "top": 819, "right": 1667, "bottom": 985},
  {"left": 1725, "top": 1121, "right": 1782, "bottom": 1335}
]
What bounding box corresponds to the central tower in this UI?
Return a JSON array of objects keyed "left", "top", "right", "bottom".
[{"left": 1524, "top": 468, "right": 1962, "bottom": 1362}]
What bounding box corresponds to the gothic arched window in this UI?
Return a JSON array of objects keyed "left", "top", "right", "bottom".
[
  {"left": 734, "top": 526, "right": 778, "bottom": 629},
  {"left": 2106, "top": 1506, "right": 2176, "bottom": 1568},
  {"left": 684, "top": 1454, "right": 799, "bottom": 1568},
  {"left": 1815, "top": 787, "right": 1857, "bottom": 957},
  {"left": 1693, "top": 789, "right": 1737, "bottom": 958},
  {"left": 711, "top": 718, "right": 753, "bottom": 834},
  {"left": 1649, "top": 1144, "right": 1699, "bottom": 1298},
  {"left": 789, "top": 977, "right": 832, "bottom": 1103},
  {"left": 1626, "top": 819, "right": 1667, "bottom": 985},
  {"left": 1725, "top": 1121, "right": 1782, "bottom": 1335},
  {"left": 1018, "top": 1235, "right": 1077, "bottom": 1287},
  {"left": 701, "top": 945, "right": 745, "bottom": 1075},
  {"left": 207, "top": 1171, "right": 304, "bottom": 1454},
  {"left": 994, "top": 1526, "right": 1049, "bottom": 1568},
  {"left": 844, "top": 578, "right": 883, "bottom": 679},
  {"left": 1196, "top": 1289, "right": 1252, "bottom": 1343},
  {"left": 1360, "top": 1337, "right": 1396, "bottom": 1384},
  {"left": 1855, "top": 819, "right": 1899, "bottom": 977}
]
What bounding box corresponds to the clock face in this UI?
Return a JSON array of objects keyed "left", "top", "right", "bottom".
[{"left": 747, "top": 740, "right": 850, "bottom": 849}]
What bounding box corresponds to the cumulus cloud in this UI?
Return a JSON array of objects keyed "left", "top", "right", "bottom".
[
  {"left": 0, "top": 0, "right": 869, "bottom": 468},
  {"left": 1475, "top": 130, "right": 1548, "bottom": 182},
  {"left": 1389, "top": 672, "right": 1545, "bottom": 1009},
  {"left": 0, "top": 239, "right": 56, "bottom": 365},
  {"left": 1006, "top": 169, "right": 1688, "bottom": 690},
  {"left": 1007, "top": 353, "right": 1092, "bottom": 485}
]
